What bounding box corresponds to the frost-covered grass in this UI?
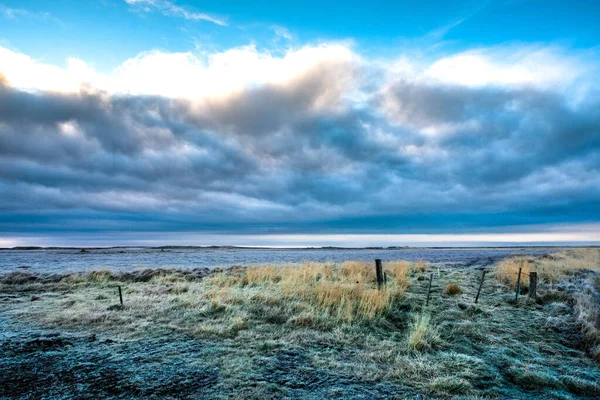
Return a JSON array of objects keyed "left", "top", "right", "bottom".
[
  {"left": 495, "top": 248, "right": 600, "bottom": 362},
  {"left": 2, "top": 250, "right": 600, "bottom": 399},
  {"left": 496, "top": 247, "right": 600, "bottom": 288}
]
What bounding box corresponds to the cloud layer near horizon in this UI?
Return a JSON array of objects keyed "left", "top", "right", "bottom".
[{"left": 1, "top": 43, "right": 599, "bottom": 238}]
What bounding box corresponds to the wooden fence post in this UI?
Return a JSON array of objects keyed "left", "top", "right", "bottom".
[
  {"left": 529, "top": 272, "right": 537, "bottom": 299},
  {"left": 118, "top": 285, "right": 123, "bottom": 306},
  {"left": 375, "top": 259, "right": 384, "bottom": 290},
  {"left": 515, "top": 266, "right": 522, "bottom": 302},
  {"left": 475, "top": 270, "right": 487, "bottom": 304},
  {"left": 426, "top": 273, "right": 433, "bottom": 306}
]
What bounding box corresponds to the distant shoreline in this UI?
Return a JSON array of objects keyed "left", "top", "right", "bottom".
[{"left": 2, "top": 245, "right": 598, "bottom": 251}]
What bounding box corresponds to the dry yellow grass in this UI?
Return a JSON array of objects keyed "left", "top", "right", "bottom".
[
  {"left": 205, "top": 261, "right": 408, "bottom": 325},
  {"left": 443, "top": 282, "right": 462, "bottom": 296},
  {"left": 385, "top": 261, "right": 410, "bottom": 286},
  {"left": 341, "top": 261, "right": 374, "bottom": 281},
  {"left": 411, "top": 260, "right": 429, "bottom": 273},
  {"left": 496, "top": 257, "right": 532, "bottom": 289},
  {"left": 246, "top": 265, "right": 278, "bottom": 284},
  {"left": 496, "top": 248, "right": 600, "bottom": 289}
]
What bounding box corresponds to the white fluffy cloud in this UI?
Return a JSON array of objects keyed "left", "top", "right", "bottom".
[
  {"left": 2, "top": 43, "right": 595, "bottom": 103},
  {"left": 423, "top": 47, "right": 589, "bottom": 89},
  {"left": 0, "top": 43, "right": 359, "bottom": 102}
]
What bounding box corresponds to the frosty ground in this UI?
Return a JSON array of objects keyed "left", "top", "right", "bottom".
[{"left": 1, "top": 249, "right": 599, "bottom": 399}]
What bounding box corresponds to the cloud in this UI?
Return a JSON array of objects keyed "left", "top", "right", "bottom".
[
  {"left": 422, "top": 46, "right": 595, "bottom": 92},
  {"left": 271, "top": 25, "right": 293, "bottom": 41},
  {"left": 0, "top": 43, "right": 358, "bottom": 99},
  {"left": 0, "top": 3, "right": 63, "bottom": 25},
  {"left": 124, "top": 0, "right": 227, "bottom": 26},
  {"left": 424, "top": 0, "right": 489, "bottom": 41},
  {"left": 0, "top": 43, "right": 599, "bottom": 239},
  {"left": 0, "top": 4, "right": 31, "bottom": 19}
]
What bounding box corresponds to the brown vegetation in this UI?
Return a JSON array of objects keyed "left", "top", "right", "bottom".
[
  {"left": 443, "top": 282, "right": 462, "bottom": 295},
  {"left": 205, "top": 261, "right": 408, "bottom": 325},
  {"left": 496, "top": 248, "right": 600, "bottom": 289}
]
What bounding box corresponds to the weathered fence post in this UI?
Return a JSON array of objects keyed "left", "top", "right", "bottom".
[
  {"left": 375, "top": 259, "right": 384, "bottom": 290},
  {"left": 118, "top": 285, "right": 124, "bottom": 306},
  {"left": 426, "top": 273, "right": 433, "bottom": 306},
  {"left": 528, "top": 271, "right": 537, "bottom": 299},
  {"left": 475, "top": 270, "right": 487, "bottom": 304},
  {"left": 384, "top": 271, "right": 388, "bottom": 287},
  {"left": 515, "top": 266, "right": 522, "bottom": 302}
]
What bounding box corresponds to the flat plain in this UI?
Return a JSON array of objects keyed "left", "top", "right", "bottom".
[{"left": 1, "top": 248, "right": 599, "bottom": 399}]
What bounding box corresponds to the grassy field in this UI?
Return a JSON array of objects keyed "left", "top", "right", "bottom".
[{"left": 1, "top": 249, "right": 599, "bottom": 399}]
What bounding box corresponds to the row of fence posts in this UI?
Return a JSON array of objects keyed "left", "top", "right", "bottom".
[
  {"left": 514, "top": 264, "right": 537, "bottom": 301},
  {"left": 114, "top": 260, "right": 538, "bottom": 307},
  {"left": 373, "top": 258, "right": 537, "bottom": 305}
]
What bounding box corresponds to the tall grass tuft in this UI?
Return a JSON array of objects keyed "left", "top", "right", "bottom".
[
  {"left": 443, "top": 282, "right": 462, "bottom": 296},
  {"left": 407, "top": 312, "right": 440, "bottom": 352}
]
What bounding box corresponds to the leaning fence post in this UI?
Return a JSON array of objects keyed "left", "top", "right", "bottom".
[
  {"left": 528, "top": 271, "right": 537, "bottom": 299},
  {"left": 375, "top": 259, "right": 384, "bottom": 290},
  {"left": 475, "top": 270, "right": 487, "bottom": 303},
  {"left": 426, "top": 273, "right": 433, "bottom": 306},
  {"left": 515, "top": 266, "right": 522, "bottom": 302},
  {"left": 118, "top": 285, "right": 124, "bottom": 306}
]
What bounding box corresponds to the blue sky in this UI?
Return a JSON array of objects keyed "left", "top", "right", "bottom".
[
  {"left": 3, "top": 1, "right": 599, "bottom": 69},
  {"left": 1, "top": 0, "right": 600, "bottom": 246}
]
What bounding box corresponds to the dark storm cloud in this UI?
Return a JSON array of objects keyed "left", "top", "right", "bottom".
[
  {"left": 1, "top": 62, "right": 599, "bottom": 235},
  {"left": 379, "top": 81, "right": 600, "bottom": 187}
]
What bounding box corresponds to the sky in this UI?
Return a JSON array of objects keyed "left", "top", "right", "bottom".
[{"left": 1, "top": 0, "right": 600, "bottom": 247}]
